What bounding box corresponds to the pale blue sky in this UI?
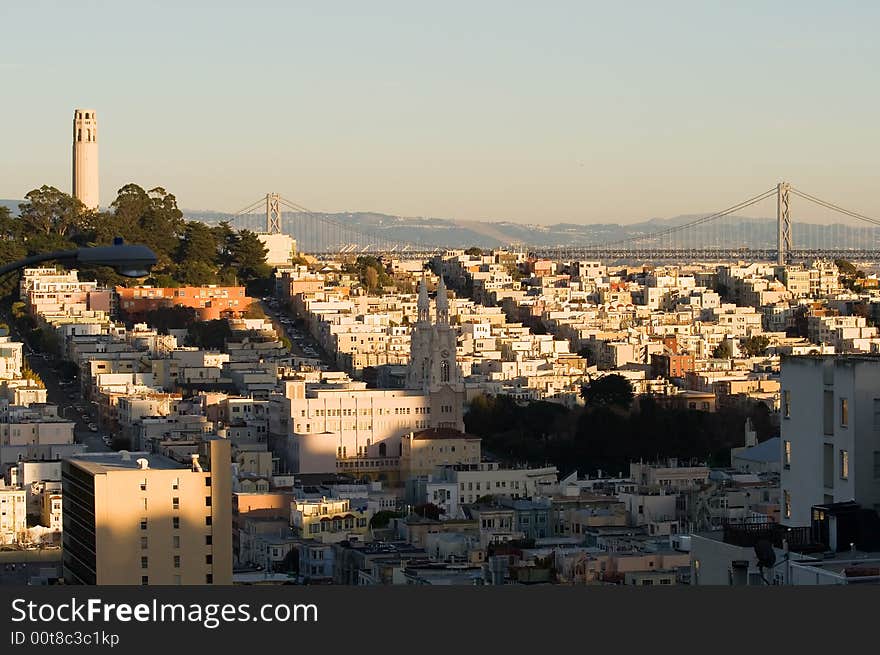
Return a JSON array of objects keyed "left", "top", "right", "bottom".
[{"left": 1, "top": 1, "right": 878, "bottom": 224}]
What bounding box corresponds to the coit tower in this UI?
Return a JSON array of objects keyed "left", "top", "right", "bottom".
[{"left": 72, "top": 108, "right": 99, "bottom": 209}]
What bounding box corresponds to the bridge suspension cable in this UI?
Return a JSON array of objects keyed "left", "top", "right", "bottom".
[
  {"left": 790, "top": 188, "right": 880, "bottom": 228},
  {"left": 587, "top": 187, "right": 777, "bottom": 249}
]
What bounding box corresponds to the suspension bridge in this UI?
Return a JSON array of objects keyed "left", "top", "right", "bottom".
[{"left": 225, "top": 183, "right": 880, "bottom": 263}]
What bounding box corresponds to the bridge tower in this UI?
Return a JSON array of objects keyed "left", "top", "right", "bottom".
[
  {"left": 777, "top": 182, "right": 791, "bottom": 265},
  {"left": 266, "top": 193, "right": 282, "bottom": 234}
]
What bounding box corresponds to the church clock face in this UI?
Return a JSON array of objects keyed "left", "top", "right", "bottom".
[{"left": 441, "top": 349, "right": 450, "bottom": 359}]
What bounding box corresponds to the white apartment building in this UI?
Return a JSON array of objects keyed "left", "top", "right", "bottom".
[
  {"left": 780, "top": 355, "right": 880, "bottom": 527},
  {"left": 0, "top": 486, "right": 27, "bottom": 545},
  {"left": 275, "top": 380, "right": 464, "bottom": 474},
  {"left": 435, "top": 462, "right": 558, "bottom": 504},
  {"left": 0, "top": 338, "right": 24, "bottom": 380}
]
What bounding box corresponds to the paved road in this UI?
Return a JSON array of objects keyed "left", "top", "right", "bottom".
[
  {"left": 24, "top": 351, "right": 111, "bottom": 453},
  {"left": 261, "top": 299, "right": 338, "bottom": 370}
]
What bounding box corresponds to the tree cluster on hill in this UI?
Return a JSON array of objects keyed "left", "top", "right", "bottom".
[
  {"left": 0, "top": 184, "right": 274, "bottom": 296},
  {"left": 465, "top": 383, "right": 778, "bottom": 474},
  {"left": 339, "top": 255, "right": 394, "bottom": 292},
  {"left": 835, "top": 258, "right": 867, "bottom": 292},
  {"left": 141, "top": 306, "right": 232, "bottom": 350}
]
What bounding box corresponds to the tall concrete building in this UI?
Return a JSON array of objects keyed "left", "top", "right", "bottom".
[
  {"left": 62, "top": 439, "right": 232, "bottom": 585},
  {"left": 780, "top": 355, "right": 880, "bottom": 527},
  {"left": 72, "top": 108, "right": 99, "bottom": 209}
]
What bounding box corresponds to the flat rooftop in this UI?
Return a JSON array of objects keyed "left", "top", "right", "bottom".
[{"left": 66, "top": 451, "right": 187, "bottom": 474}]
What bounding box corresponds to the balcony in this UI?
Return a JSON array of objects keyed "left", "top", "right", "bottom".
[{"left": 721, "top": 520, "right": 821, "bottom": 553}]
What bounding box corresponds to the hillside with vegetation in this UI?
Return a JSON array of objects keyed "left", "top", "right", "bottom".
[{"left": 0, "top": 185, "right": 273, "bottom": 297}]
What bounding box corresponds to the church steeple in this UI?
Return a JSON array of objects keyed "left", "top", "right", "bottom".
[
  {"left": 417, "top": 270, "right": 430, "bottom": 324},
  {"left": 436, "top": 274, "right": 449, "bottom": 325}
]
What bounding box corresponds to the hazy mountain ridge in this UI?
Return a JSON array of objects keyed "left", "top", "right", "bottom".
[
  {"left": 2, "top": 200, "right": 871, "bottom": 250},
  {"left": 185, "top": 208, "right": 791, "bottom": 249}
]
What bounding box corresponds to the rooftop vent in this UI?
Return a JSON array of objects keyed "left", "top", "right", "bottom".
[
  {"left": 119, "top": 450, "right": 131, "bottom": 461},
  {"left": 136, "top": 458, "right": 149, "bottom": 470}
]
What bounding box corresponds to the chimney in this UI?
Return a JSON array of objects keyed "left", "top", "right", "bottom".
[{"left": 191, "top": 454, "right": 202, "bottom": 472}]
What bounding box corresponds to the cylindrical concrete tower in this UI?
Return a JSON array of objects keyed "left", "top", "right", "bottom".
[{"left": 72, "top": 108, "right": 99, "bottom": 209}]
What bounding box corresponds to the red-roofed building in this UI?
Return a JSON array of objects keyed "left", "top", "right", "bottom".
[{"left": 116, "top": 285, "right": 251, "bottom": 321}]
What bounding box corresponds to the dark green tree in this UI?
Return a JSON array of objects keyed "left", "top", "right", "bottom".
[
  {"left": 17, "top": 186, "right": 89, "bottom": 254},
  {"left": 0, "top": 207, "right": 26, "bottom": 295},
  {"left": 580, "top": 374, "right": 634, "bottom": 410},
  {"left": 369, "top": 510, "right": 403, "bottom": 529},
  {"left": 712, "top": 340, "right": 734, "bottom": 359},
  {"left": 413, "top": 503, "right": 443, "bottom": 520},
  {"left": 187, "top": 319, "right": 232, "bottom": 350},
  {"left": 227, "top": 229, "right": 272, "bottom": 295},
  {"left": 143, "top": 306, "right": 198, "bottom": 333},
  {"left": 741, "top": 335, "right": 770, "bottom": 357},
  {"left": 834, "top": 259, "right": 857, "bottom": 276}
]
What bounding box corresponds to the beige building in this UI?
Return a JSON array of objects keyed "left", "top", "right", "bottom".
[
  {"left": 290, "top": 497, "right": 371, "bottom": 544},
  {"left": 0, "top": 337, "right": 24, "bottom": 380},
  {"left": 257, "top": 233, "right": 297, "bottom": 267},
  {"left": 72, "top": 109, "right": 99, "bottom": 209},
  {"left": 0, "top": 486, "right": 27, "bottom": 545},
  {"left": 41, "top": 488, "right": 63, "bottom": 532},
  {"left": 400, "top": 428, "right": 481, "bottom": 477},
  {"left": 62, "top": 439, "right": 232, "bottom": 585},
  {"left": 275, "top": 380, "right": 464, "bottom": 474}
]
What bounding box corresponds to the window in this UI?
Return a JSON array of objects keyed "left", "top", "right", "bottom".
[
  {"left": 824, "top": 443, "right": 834, "bottom": 489},
  {"left": 174, "top": 575, "right": 182, "bottom": 585},
  {"left": 140, "top": 479, "right": 147, "bottom": 492},
  {"left": 172, "top": 497, "right": 180, "bottom": 510},
  {"left": 174, "top": 556, "right": 181, "bottom": 569},
  {"left": 206, "top": 555, "right": 213, "bottom": 565},
  {"left": 205, "top": 477, "right": 211, "bottom": 487},
  {"left": 141, "top": 537, "right": 148, "bottom": 549},
  {"left": 205, "top": 496, "right": 212, "bottom": 507},
  {"left": 783, "top": 490, "right": 791, "bottom": 519},
  {"left": 140, "top": 518, "right": 147, "bottom": 530},
  {"left": 173, "top": 535, "right": 180, "bottom": 549},
  {"left": 205, "top": 535, "right": 212, "bottom": 546},
  {"left": 840, "top": 449, "right": 849, "bottom": 480},
  {"left": 783, "top": 440, "right": 791, "bottom": 469},
  {"left": 141, "top": 576, "right": 149, "bottom": 585},
  {"left": 141, "top": 556, "right": 148, "bottom": 569},
  {"left": 172, "top": 478, "right": 179, "bottom": 491},
  {"left": 874, "top": 451, "right": 880, "bottom": 480},
  {"left": 173, "top": 517, "right": 180, "bottom": 529},
  {"left": 206, "top": 574, "right": 213, "bottom": 584},
  {"left": 823, "top": 391, "right": 834, "bottom": 436},
  {"left": 840, "top": 398, "right": 849, "bottom": 428},
  {"left": 205, "top": 516, "right": 212, "bottom": 526}
]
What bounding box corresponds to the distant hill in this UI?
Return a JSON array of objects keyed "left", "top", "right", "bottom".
[
  {"left": 0, "top": 199, "right": 21, "bottom": 214},
  {"left": 185, "top": 208, "right": 793, "bottom": 250},
  {"left": 4, "top": 199, "right": 871, "bottom": 251}
]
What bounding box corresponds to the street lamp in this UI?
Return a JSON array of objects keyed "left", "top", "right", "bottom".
[{"left": 0, "top": 239, "right": 157, "bottom": 279}]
